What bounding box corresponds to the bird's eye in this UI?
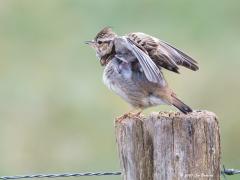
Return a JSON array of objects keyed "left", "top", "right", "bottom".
[{"left": 98, "top": 41, "right": 103, "bottom": 44}]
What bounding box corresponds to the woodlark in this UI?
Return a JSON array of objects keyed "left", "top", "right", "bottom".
[{"left": 86, "top": 27, "right": 199, "bottom": 114}]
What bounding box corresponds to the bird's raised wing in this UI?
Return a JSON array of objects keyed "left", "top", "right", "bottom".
[
  {"left": 127, "top": 32, "right": 199, "bottom": 73},
  {"left": 114, "top": 36, "right": 165, "bottom": 86}
]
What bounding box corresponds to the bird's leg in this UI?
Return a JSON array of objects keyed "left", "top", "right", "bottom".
[{"left": 116, "top": 108, "right": 143, "bottom": 123}]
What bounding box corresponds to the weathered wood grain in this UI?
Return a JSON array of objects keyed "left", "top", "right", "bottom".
[{"left": 115, "top": 111, "right": 221, "bottom": 180}]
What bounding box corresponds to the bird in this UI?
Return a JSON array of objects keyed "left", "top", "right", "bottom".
[{"left": 85, "top": 27, "right": 199, "bottom": 116}]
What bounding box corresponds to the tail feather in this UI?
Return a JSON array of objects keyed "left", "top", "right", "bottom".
[{"left": 171, "top": 94, "right": 192, "bottom": 114}]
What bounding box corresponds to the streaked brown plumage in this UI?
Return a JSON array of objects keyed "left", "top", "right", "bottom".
[
  {"left": 86, "top": 27, "right": 199, "bottom": 114},
  {"left": 127, "top": 32, "right": 199, "bottom": 73}
]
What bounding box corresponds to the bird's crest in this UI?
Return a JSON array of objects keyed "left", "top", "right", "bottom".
[{"left": 94, "top": 26, "right": 116, "bottom": 41}]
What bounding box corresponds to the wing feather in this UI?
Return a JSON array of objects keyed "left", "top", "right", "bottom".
[
  {"left": 126, "top": 38, "right": 164, "bottom": 85},
  {"left": 114, "top": 36, "right": 165, "bottom": 86},
  {"left": 159, "top": 40, "right": 199, "bottom": 71},
  {"left": 128, "top": 33, "right": 199, "bottom": 73}
]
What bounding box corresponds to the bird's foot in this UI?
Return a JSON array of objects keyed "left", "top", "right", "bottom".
[{"left": 115, "top": 110, "right": 143, "bottom": 123}]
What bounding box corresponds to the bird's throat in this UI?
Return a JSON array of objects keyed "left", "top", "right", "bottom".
[{"left": 100, "top": 53, "right": 115, "bottom": 66}]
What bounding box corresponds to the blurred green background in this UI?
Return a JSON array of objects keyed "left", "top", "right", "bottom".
[{"left": 0, "top": 0, "right": 240, "bottom": 179}]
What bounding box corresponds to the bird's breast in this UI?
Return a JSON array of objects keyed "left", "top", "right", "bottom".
[{"left": 102, "top": 59, "right": 131, "bottom": 101}]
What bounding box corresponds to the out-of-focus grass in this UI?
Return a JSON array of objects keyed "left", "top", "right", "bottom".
[{"left": 0, "top": 0, "right": 240, "bottom": 179}]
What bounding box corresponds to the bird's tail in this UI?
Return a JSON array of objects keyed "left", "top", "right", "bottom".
[{"left": 171, "top": 94, "right": 192, "bottom": 114}]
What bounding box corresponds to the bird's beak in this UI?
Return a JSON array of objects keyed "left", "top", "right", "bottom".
[{"left": 84, "top": 40, "right": 95, "bottom": 45}]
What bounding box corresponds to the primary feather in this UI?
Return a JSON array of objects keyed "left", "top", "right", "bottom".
[{"left": 127, "top": 32, "right": 199, "bottom": 73}]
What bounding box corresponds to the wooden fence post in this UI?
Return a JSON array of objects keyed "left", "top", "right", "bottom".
[{"left": 115, "top": 111, "right": 221, "bottom": 180}]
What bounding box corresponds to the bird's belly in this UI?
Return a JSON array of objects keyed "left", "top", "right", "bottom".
[{"left": 103, "top": 61, "right": 166, "bottom": 108}]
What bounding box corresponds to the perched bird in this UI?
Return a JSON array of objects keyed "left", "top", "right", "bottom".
[{"left": 86, "top": 27, "right": 198, "bottom": 115}]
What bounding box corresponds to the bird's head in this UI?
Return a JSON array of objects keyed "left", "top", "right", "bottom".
[{"left": 85, "top": 27, "right": 117, "bottom": 59}]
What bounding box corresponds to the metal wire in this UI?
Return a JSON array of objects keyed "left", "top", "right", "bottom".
[
  {"left": 221, "top": 166, "right": 240, "bottom": 180},
  {"left": 222, "top": 165, "right": 240, "bottom": 175},
  {"left": 1, "top": 167, "right": 240, "bottom": 180},
  {"left": 0, "top": 172, "right": 121, "bottom": 180}
]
